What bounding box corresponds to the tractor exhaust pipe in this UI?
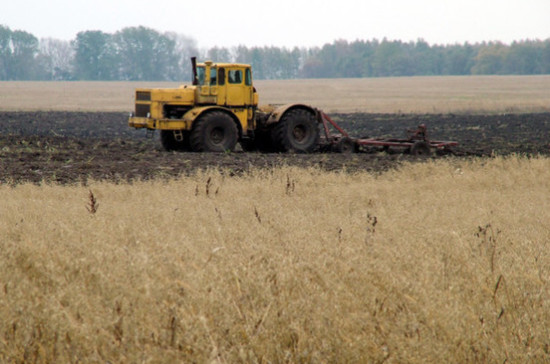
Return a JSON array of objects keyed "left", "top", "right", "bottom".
[{"left": 191, "top": 57, "right": 198, "bottom": 85}]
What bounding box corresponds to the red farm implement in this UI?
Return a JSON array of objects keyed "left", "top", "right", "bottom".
[{"left": 317, "top": 110, "right": 458, "bottom": 155}]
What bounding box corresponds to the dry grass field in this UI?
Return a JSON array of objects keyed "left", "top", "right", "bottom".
[
  {"left": 1, "top": 157, "right": 549, "bottom": 363},
  {"left": 1, "top": 75, "right": 549, "bottom": 113},
  {"left": 1, "top": 76, "right": 549, "bottom": 362}
]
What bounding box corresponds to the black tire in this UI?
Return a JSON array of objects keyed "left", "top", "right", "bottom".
[
  {"left": 239, "top": 138, "right": 257, "bottom": 152},
  {"left": 335, "top": 137, "right": 357, "bottom": 153},
  {"left": 189, "top": 111, "right": 238, "bottom": 152},
  {"left": 410, "top": 141, "right": 431, "bottom": 156},
  {"left": 272, "top": 109, "right": 319, "bottom": 153},
  {"left": 160, "top": 130, "right": 190, "bottom": 151},
  {"left": 254, "top": 130, "right": 277, "bottom": 152}
]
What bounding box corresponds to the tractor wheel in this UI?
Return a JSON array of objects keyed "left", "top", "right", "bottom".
[
  {"left": 335, "top": 137, "right": 357, "bottom": 153},
  {"left": 160, "top": 130, "right": 189, "bottom": 151},
  {"left": 272, "top": 109, "right": 319, "bottom": 153},
  {"left": 239, "top": 138, "right": 257, "bottom": 152},
  {"left": 410, "top": 141, "right": 431, "bottom": 156},
  {"left": 190, "top": 111, "right": 238, "bottom": 152}
]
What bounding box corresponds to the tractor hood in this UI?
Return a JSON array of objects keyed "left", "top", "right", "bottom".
[
  {"left": 133, "top": 85, "right": 197, "bottom": 120},
  {"left": 137, "top": 85, "right": 197, "bottom": 104}
]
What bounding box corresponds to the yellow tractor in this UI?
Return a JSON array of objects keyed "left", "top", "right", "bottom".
[{"left": 129, "top": 58, "right": 320, "bottom": 152}]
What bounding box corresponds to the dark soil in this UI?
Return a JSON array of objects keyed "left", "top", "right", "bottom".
[{"left": 1, "top": 111, "right": 548, "bottom": 184}]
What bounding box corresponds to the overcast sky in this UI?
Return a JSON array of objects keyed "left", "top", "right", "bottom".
[{"left": 3, "top": 0, "right": 549, "bottom": 48}]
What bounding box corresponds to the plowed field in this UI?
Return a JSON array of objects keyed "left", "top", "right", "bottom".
[{"left": 1, "top": 111, "right": 549, "bottom": 184}]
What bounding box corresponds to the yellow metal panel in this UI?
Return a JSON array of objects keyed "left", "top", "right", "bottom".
[
  {"left": 182, "top": 106, "right": 211, "bottom": 122},
  {"left": 232, "top": 109, "right": 249, "bottom": 131},
  {"left": 128, "top": 116, "right": 190, "bottom": 130},
  {"left": 151, "top": 102, "right": 163, "bottom": 119},
  {"left": 128, "top": 116, "right": 149, "bottom": 128},
  {"left": 154, "top": 119, "right": 190, "bottom": 130},
  {"left": 151, "top": 87, "right": 195, "bottom": 103}
]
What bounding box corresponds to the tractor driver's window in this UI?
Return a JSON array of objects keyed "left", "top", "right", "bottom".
[
  {"left": 197, "top": 67, "right": 206, "bottom": 85},
  {"left": 218, "top": 68, "right": 225, "bottom": 85},
  {"left": 245, "top": 68, "right": 252, "bottom": 86},
  {"left": 210, "top": 67, "right": 217, "bottom": 85},
  {"left": 228, "top": 70, "right": 242, "bottom": 84}
]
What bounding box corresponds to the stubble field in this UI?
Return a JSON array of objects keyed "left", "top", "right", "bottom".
[
  {"left": 0, "top": 77, "right": 549, "bottom": 362},
  {"left": 2, "top": 75, "right": 550, "bottom": 114}
]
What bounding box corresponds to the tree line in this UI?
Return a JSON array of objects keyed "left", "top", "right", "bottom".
[{"left": 1, "top": 24, "right": 549, "bottom": 81}]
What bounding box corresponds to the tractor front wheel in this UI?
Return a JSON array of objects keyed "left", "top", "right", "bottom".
[{"left": 190, "top": 111, "right": 238, "bottom": 152}]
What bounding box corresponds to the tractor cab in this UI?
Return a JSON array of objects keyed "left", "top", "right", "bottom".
[{"left": 194, "top": 61, "right": 258, "bottom": 109}]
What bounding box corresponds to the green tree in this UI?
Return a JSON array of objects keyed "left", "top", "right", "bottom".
[
  {"left": 354, "top": 39, "right": 378, "bottom": 77},
  {"left": 442, "top": 43, "right": 476, "bottom": 75},
  {"left": 331, "top": 40, "right": 363, "bottom": 78},
  {"left": 115, "top": 26, "right": 178, "bottom": 81},
  {"left": 542, "top": 40, "right": 550, "bottom": 74},
  {"left": 0, "top": 25, "right": 12, "bottom": 80},
  {"left": 471, "top": 42, "right": 507, "bottom": 75},
  {"left": 9, "top": 30, "right": 39, "bottom": 80},
  {"left": 302, "top": 42, "right": 338, "bottom": 78},
  {"left": 288, "top": 47, "right": 303, "bottom": 79},
  {"left": 206, "top": 46, "right": 232, "bottom": 63},
  {"left": 72, "top": 30, "right": 116, "bottom": 80},
  {"left": 371, "top": 39, "right": 413, "bottom": 76},
  {"left": 232, "top": 46, "right": 303, "bottom": 80},
  {"left": 412, "top": 39, "right": 443, "bottom": 75},
  {"left": 504, "top": 40, "right": 541, "bottom": 74},
  {"left": 1, "top": 23, "right": 549, "bottom": 80},
  {"left": 37, "top": 38, "right": 74, "bottom": 80}
]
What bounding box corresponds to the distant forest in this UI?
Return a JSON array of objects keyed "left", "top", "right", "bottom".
[{"left": 1, "top": 24, "right": 549, "bottom": 81}]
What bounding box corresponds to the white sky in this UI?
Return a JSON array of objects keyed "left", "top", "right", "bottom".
[{"left": 2, "top": 0, "right": 549, "bottom": 48}]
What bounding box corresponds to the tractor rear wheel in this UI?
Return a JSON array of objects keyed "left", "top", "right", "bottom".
[
  {"left": 160, "top": 130, "right": 189, "bottom": 151},
  {"left": 272, "top": 109, "right": 319, "bottom": 153},
  {"left": 190, "top": 111, "right": 238, "bottom": 152}
]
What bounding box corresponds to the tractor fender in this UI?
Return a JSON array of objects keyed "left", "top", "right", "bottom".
[
  {"left": 265, "top": 103, "right": 318, "bottom": 126},
  {"left": 182, "top": 106, "right": 242, "bottom": 133}
]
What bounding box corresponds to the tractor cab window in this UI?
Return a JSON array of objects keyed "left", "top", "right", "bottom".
[
  {"left": 210, "top": 67, "right": 217, "bottom": 85},
  {"left": 245, "top": 68, "right": 252, "bottom": 86},
  {"left": 197, "top": 66, "right": 206, "bottom": 85},
  {"left": 228, "top": 69, "right": 242, "bottom": 84},
  {"left": 196, "top": 66, "right": 218, "bottom": 86}
]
